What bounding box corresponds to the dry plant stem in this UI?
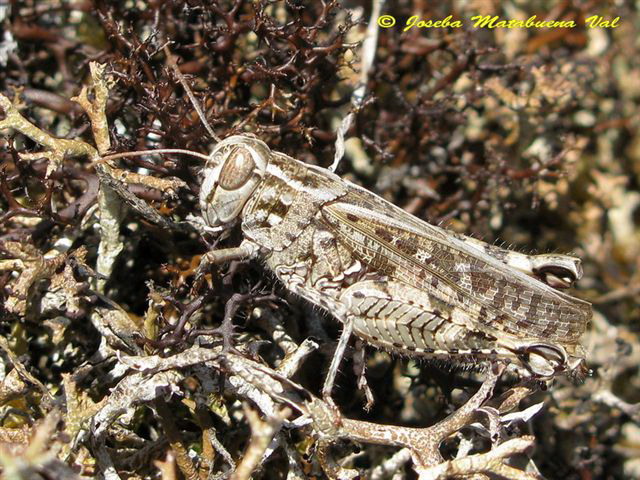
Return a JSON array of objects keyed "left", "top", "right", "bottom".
[
  {"left": 71, "top": 62, "right": 186, "bottom": 291},
  {"left": 492, "top": 385, "right": 536, "bottom": 413},
  {"left": 154, "top": 398, "right": 200, "bottom": 480},
  {"left": 210, "top": 350, "right": 537, "bottom": 478},
  {"left": 154, "top": 452, "right": 179, "bottom": 480},
  {"left": 93, "top": 440, "right": 121, "bottom": 480},
  {"left": 276, "top": 337, "right": 320, "bottom": 378},
  {"left": 90, "top": 370, "right": 186, "bottom": 480},
  {"left": 72, "top": 63, "right": 187, "bottom": 292},
  {"left": 257, "top": 309, "right": 300, "bottom": 358},
  {"left": 371, "top": 448, "right": 412, "bottom": 480},
  {"left": 95, "top": 369, "right": 187, "bottom": 434},
  {"left": 115, "top": 345, "right": 304, "bottom": 429},
  {"left": 193, "top": 406, "right": 235, "bottom": 479},
  {"left": 231, "top": 403, "right": 288, "bottom": 480},
  {"left": 310, "top": 366, "right": 503, "bottom": 468},
  {"left": 206, "top": 427, "right": 236, "bottom": 476},
  {"left": 316, "top": 444, "right": 359, "bottom": 480},
  {"left": 163, "top": 44, "right": 221, "bottom": 143},
  {"left": 0, "top": 336, "right": 54, "bottom": 406},
  {"left": 83, "top": 74, "right": 121, "bottom": 296},
  {"left": 0, "top": 423, "right": 31, "bottom": 453},
  {"left": 104, "top": 167, "right": 186, "bottom": 195},
  {"left": 71, "top": 62, "right": 112, "bottom": 155},
  {"left": 0, "top": 410, "right": 64, "bottom": 479},
  {"left": 592, "top": 389, "right": 640, "bottom": 422},
  {"left": 416, "top": 436, "right": 539, "bottom": 480},
  {"left": 86, "top": 343, "right": 541, "bottom": 478},
  {"left": 0, "top": 368, "right": 28, "bottom": 405},
  {"left": 97, "top": 348, "right": 533, "bottom": 479},
  {"left": 0, "top": 242, "right": 66, "bottom": 315},
  {"left": 61, "top": 373, "right": 105, "bottom": 460},
  {"left": 0, "top": 94, "right": 98, "bottom": 177},
  {"left": 281, "top": 438, "right": 306, "bottom": 480},
  {"left": 200, "top": 441, "right": 215, "bottom": 479},
  {"left": 330, "top": 0, "right": 383, "bottom": 171}
]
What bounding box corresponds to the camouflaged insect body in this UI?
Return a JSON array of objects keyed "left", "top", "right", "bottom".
[{"left": 200, "top": 135, "right": 592, "bottom": 379}]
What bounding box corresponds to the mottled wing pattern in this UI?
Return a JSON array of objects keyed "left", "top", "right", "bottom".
[{"left": 320, "top": 186, "right": 591, "bottom": 344}]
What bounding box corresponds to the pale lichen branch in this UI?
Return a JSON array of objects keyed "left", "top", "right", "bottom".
[
  {"left": 0, "top": 93, "right": 98, "bottom": 177},
  {"left": 71, "top": 62, "right": 114, "bottom": 156}
]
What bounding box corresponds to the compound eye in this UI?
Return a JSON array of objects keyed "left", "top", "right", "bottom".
[{"left": 218, "top": 148, "right": 255, "bottom": 190}]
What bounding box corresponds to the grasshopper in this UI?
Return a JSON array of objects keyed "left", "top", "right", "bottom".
[
  {"left": 196, "top": 134, "right": 592, "bottom": 401},
  {"left": 110, "top": 49, "right": 592, "bottom": 403}
]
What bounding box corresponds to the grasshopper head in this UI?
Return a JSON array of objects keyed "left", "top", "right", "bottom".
[{"left": 200, "top": 135, "right": 270, "bottom": 227}]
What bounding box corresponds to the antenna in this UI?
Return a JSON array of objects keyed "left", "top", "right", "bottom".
[
  {"left": 163, "top": 45, "right": 221, "bottom": 143},
  {"left": 99, "top": 148, "right": 211, "bottom": 164}
]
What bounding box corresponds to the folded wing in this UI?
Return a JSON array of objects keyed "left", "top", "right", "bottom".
[{"left": 320, "top": 187, "right": 591, "bottom": 344}]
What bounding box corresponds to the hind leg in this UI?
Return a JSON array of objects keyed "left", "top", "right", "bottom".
[
  {"left": 353, "top": 339, "right": 375, "bottom": 410},
  {"left": 322, "top": 316, "right": 354, "bottom": 404},
  {"left": 451, "top": 232, "right": 583, "bottom": 289}
]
